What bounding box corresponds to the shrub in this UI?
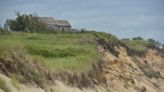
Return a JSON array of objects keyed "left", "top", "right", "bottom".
[
  {"left": 9, "top": 12, "right": 48, "bottom": 32},
  {"left": 121, "top": 37, "right": 151, "bottom": 56},
  {"left": 92, "top": 32, "right": 119, "bottom": 56},
  {"left": 147, "top": 38, "right": 160, "bottom": 49},
  {"left": 144, "top": 71, "right": 161, "bottom": 79},
  {"left": 132, "top": 36, "right": 143, "bottom": 40}
]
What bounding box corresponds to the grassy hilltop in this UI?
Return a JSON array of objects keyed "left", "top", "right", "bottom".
[
  {"left": 0, "top": 32, "right": 101, "bottom": 72},
  {"left": 0, "top": 31, "right": 163, "bottom": 72}
]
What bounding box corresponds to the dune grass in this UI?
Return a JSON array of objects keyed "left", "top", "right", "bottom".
[
  {"left": 11, "top": 76, "right": 20, "bottom": 90},
  {"left": 0, "top": 77, "right": 10, "bottom": 92},
  {"left": 121, "top": 39, "right": 147, "bottom": 55},
  {"left": 0, "top": 32, "right": 101, "bottom": 72}
]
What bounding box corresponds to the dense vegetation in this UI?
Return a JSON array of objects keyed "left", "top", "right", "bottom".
[
  {"left": 121, "top": 37, "right": 163, "bottom": 56},
  {"left": 6, "top": 12, "right": 52, "bottom": 32},
  {"left": 0, "top": 32, "right": 101, "bottom": 72}
]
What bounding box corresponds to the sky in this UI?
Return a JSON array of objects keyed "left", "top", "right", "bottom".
[{"left": 0, "top": 0, "right": 164, "bottom": 43}]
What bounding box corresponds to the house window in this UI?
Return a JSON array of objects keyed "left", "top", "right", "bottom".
[{"left": 62, "top": 28, "right": 64, "bottom": 31}]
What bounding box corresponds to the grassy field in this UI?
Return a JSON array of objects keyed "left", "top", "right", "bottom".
[{"left": 0, "top": 32, "right": 101, "bottom": 72}]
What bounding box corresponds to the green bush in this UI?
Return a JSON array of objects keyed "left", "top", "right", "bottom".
[
  {"left": 92, "top": 32, "right": 119, "bottom": 56},
  {"left": 144, "top": 71, "right": 161, "bottom": 79},
  {"left": 146, "top": 38, "right": 160, "bottom": 49},
  {"left": 121, "top": 37, "right": 161, "bottom": 56},
  {"left": 132, "top": 36, "right": 143, "bottom": 40},
  {"left": 9, "top": 12, "right": 48, "bottom": 32},
  {"left": 121, "top": 38, "right": 147, "bottom": 56}
]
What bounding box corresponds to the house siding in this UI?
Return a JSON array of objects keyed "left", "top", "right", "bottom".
[
  {"left": 59, "top": 26, "right": 71, "bottom": 31},
  {"left": 47, "top": 25, "right": 60, "bottom": 30}
]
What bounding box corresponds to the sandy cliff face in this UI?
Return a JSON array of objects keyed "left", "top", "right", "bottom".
[{"left": 98, "top": 44, "right": 164, "bottom": 92}]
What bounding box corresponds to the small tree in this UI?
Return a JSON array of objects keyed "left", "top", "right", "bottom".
[{"left": 10, "top": 12, "right": 47, "bottom": 32}]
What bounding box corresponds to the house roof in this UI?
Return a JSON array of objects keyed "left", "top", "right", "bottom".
[
  {"left": 38, "top": 17, "right": 71, "bottom": 27},
  {"left": 56, "top": 20, "right": 71, "bottom": 27},
  {"left": 38, "top": 17, "right": 56, "bottom": 24}
]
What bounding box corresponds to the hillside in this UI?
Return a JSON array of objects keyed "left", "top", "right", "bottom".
[
  {"left": 0, "top": 32, "right": 101, "bottom": 71},
  {"left": 0, "top": 31, "right": 164, "bottom": 92}
]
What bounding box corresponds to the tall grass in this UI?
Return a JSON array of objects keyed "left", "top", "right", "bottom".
[
  {"left": 11, "top": 75, "right": 20, "bottom": 90},
  {"left": 0, "top": 32, "right": 101, "bottom": 72},
  {"left": 0, "top": 77, "right": 10, "bottom": 92},
  {"left": 121, "top": 38, "right": 148, "bottom": 56},
  {"left": 122, "top": 39, "right": 146, "bottom": 52}
]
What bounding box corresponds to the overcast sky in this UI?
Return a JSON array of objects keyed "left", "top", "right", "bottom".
[{"left": 0, "top": 0, "right": 164, "bottom": 43}]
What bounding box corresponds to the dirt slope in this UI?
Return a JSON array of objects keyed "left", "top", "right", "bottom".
[
  {"left": 0, "top": 73, "right": 106, "bottom": 92},
  {"left": 98, "top": 44, "right": 164, "bottom": 92}
]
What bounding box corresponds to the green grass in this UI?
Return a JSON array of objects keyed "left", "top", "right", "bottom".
[
  {"left": 121, "top": 39, "right": 147, "bottom": 54},
  {"left": 0, "top": 32, "right": 101, "bottom": 72}
]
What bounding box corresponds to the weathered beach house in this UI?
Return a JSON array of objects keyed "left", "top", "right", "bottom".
[
  {"left": 4, "top": 17, "right": 71, "bottom": 31},
  {"left": 38, "top": 17, "right": 71, "bottom": 31}
]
